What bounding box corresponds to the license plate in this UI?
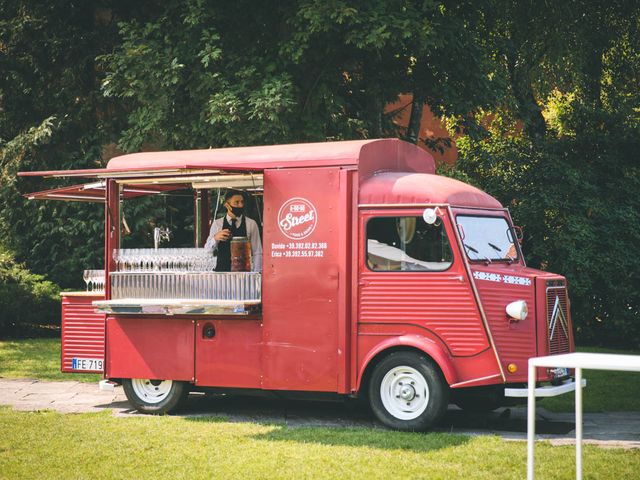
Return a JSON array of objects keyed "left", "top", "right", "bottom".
[
  {"left": 550, "top": 367, "right": 569, "bottom": 378},
  {"left": 71, "top": 358, "right": 104, "bottom": 371}
]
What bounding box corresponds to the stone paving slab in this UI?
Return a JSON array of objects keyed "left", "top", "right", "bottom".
[{"left": 1, "top": 378, "right": 638, "bottom": 448}]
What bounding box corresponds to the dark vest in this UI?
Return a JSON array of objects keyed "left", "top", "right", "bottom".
[{"left": 215, "top": 216, "right": 247, "bottom": 272}]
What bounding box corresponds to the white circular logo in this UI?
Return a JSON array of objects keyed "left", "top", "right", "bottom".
[{"left": 277, "top": 197, "right": 318, "bottom": 240}]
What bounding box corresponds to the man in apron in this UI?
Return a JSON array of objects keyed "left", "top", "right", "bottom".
[{"left": 204, "top": 190, "right": 262, "bottom": 272}]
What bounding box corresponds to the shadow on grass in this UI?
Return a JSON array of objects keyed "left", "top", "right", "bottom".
[
  {"left": 250, "top": 425, "right": 471, "bottom": 453},
  {"left": 178, "top": 393, "right": 574, "bottom": 436},
  {"left": 180, "top": 394, "right": 472, "bottom": 453}
]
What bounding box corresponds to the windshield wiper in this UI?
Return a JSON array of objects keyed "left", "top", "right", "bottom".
[
  {"left": 488, "top": 242, "right": 501, "bottom": 252},
  {"left": 464, "top": 243, "right": 492, "bottom": 264},
  {"left": 464, "top": 243, "right": 479, "bottom": 254},
  {"left": 488, "top": 241, "right": 516, "bottom": 263}
]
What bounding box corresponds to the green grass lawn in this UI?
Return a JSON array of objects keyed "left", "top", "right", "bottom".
[
  {"left": 1, "top": 339, "right": 638, "bottom": 412},
  {"left": 0, "top": 407, "right": 638, "bottom": 479},
  {"left": 0, "top": 338, "right": 100, "bottom": 383}
]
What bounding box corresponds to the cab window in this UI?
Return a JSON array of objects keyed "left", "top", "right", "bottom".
[{"left": 366, "top": 216, "right": 453, "bottom": 271}]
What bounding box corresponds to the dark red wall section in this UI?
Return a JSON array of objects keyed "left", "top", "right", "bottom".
[{"left": 261, "top": 168, "right": 343, "bottom": 391}]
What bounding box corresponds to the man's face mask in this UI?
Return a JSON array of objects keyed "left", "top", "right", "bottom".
[{"left": 230, "top": 205, "right": 244, "bottom": 216}]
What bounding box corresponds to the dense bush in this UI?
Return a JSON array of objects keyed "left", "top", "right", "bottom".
[
  {"left": 450, "top": 105, "right": 640, "bottom": 348},
  {"left": 0, "top": 248, "right": 61, "bottom": 338}
]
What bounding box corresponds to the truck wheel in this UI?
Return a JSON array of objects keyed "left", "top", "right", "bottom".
[
  {"left": 368, "top": 352, "right": 449, "bottom": 431},
  {"left": 122, "top": 378, "right": 188, "bottom": 414}
]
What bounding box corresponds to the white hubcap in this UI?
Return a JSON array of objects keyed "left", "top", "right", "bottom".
[
  {"left": 131, "top": 379, "right": 173, "bottom": 404},
  {"left": 380, "top": 366, "right": 430, "bottom": 420}
]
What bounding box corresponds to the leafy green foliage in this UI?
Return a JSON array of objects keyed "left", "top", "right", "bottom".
[
  {"left": 99, "top": 0, "right": 497, "bottom": 148},
  {"left": 1, "top": 1, "right": 638, "bottom": 346},
  {"left": 451, "top": 102, "right": 640, "bottom": 347},
  {"left": 0, "top": 249, "right": 60, "bottom": 337},
  {"left": 0, "top": 1, "right": 129, "bottom": 287}
]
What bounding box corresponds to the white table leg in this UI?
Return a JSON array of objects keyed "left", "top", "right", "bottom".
[
  {"left": 527, "top": 362, "right": 536, "bottom": 480},
  {"left": 575, "top": 368, "right": 583, "bottom": 480}
]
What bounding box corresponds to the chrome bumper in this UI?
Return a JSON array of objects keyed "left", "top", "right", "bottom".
[{"left": 504, "top": 378, "right": 587, "bottom": 398}]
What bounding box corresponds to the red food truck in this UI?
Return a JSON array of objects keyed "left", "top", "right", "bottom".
[{"left": 20, "top": 138, "right": 577, "bottom": 430}]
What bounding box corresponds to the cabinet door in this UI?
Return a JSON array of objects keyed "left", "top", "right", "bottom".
[
  {"left": 194, "top": 319, "right": 262, "bottom": 388},
  {"left": 106, "top": 317, "right": 195, "bottom": 381}
]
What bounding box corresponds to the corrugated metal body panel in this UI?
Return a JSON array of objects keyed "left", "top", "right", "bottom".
[
  {"left": 471, "top": 267, "right": 537, "bottom": 382},
  {"left": 61, "top": 294, "right": 106, "bottom": 373},
  {"left": 358, "top": 271, "right": 489, "bottom": 356}
]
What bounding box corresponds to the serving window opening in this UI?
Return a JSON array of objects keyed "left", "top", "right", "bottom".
[{"left": 96, "top": 174, "right": 264, "bottom": 315}]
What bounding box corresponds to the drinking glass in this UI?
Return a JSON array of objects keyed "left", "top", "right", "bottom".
[{"left": 83, "top": 270, "right": 91, "bottom": 291}]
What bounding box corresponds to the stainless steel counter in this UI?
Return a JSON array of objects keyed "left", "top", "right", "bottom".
[{"left": 93, "top": 298, "right": 261, "bottom": 316}]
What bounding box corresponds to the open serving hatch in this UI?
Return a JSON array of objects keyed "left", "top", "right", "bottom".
[
  {"left": 21, "top": 167, "right": 265, "bottom": 316},
  {"left": 24, "top": 181, "right": 187, "bottom": 203},
  {"left": 23, "top": 173, "right": 264, "bottom": 203}
]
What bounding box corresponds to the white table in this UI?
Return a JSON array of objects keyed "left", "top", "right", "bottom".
[{"left": 527, "top": 352, "right": 640, "bottom": 480}]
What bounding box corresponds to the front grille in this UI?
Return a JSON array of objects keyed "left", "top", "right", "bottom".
[{"left": 546, "top": 282, "right": 570, "bottom": 355}]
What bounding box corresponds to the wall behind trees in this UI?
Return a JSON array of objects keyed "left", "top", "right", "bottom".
[{"left": 0, "top": 0, "right": 638, "bottom": 346}]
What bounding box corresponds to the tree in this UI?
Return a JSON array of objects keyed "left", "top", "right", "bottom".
[
  {"left": 0, "top": 1, "right": 134, "bottom": 286},
  {"left": 100, "top": 0, "right": 498, "bottom": 149},
  {"left": 450, "top": 0, "right": 640, "bottom": 347}
]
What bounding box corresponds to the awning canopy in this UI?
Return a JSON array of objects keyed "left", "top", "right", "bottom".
[
  {"left": 18, "top": 139, "right": 435, "bottom": 181},
  {"left": 24, "top": 182, "right": 186, "bottom": 203}
]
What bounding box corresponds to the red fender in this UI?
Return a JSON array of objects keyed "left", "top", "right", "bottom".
[{"left": 357, "top": 334, "right": 457, "bottom": 390}]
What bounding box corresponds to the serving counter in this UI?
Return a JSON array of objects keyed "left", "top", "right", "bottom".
[{"left": 93, "top": 298, "right": 261, "bottom": 316}]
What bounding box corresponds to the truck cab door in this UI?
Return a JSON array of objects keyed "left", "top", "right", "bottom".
[{"left": 357, "top": 209, "right": 493, "bottom": 363}]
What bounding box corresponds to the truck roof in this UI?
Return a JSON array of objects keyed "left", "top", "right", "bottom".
[
  {"left": 359, "top": 172, "right": 502, "bottom": 209},
  {"left": 19, "top": 138, "right": 435, "bottom": 180},
  {"left": 20, "top": 138, "right": 502, "bottom": 208}
]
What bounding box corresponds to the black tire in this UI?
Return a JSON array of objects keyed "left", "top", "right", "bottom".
[
  {"left": 122, "top": 378, "right": 189, "bottom": 414},
  {"left": 368, "top": 351, "right": 449, "bottom": 431}
]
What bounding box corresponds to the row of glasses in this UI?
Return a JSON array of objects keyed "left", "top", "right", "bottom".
[
  {"left": 112, "top": 248, "right": 216, "bottom": 272},
  {"left": 83, "top": 270, "right": 105, "bottom": 292},
  {"left": 110, "top": 272, "right": 262, "bottom": 301}
]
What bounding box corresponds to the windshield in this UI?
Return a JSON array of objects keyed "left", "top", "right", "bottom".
[{"left": 456, "top": 215, "right": 518, "bottom": 262}]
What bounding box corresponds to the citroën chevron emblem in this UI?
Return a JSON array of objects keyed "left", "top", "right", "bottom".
[{"left": 549, "top": 295, "right": 568, "bottom": 340}]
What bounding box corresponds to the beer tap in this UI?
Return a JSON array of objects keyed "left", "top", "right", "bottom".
[{"left": 154, "top": 227, "right": 171, "bottom": 250}]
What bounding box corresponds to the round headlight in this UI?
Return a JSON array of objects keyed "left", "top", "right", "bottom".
[{"left": 506, "top": 300, "right": 528, "bottom": 321}]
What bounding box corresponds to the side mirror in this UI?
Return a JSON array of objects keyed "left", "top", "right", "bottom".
[
  {"left": 422, "top": 207, "right": 441, "bottom": 225},
  {"left": 512, "top": 226, "right": 524, "bottom": 245}
]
